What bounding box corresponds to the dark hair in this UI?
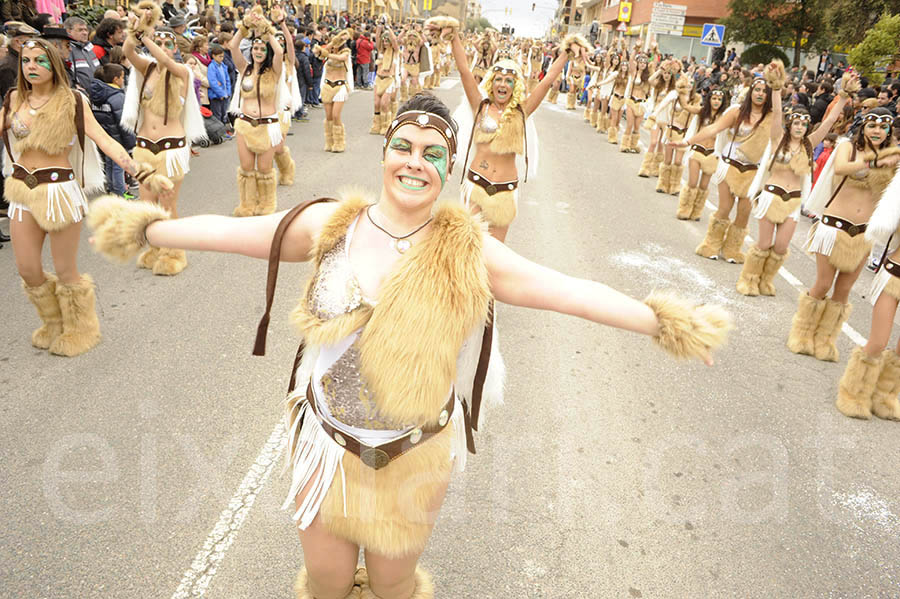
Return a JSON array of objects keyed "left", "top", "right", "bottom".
[
  {"left": 774, "top": 105, "right": 813, "bottom": 173},
  {"left": 398, "top": 92, "right": 458, "bottom": 135},
  {"left": 108, "top": 45, "right": 125, "bottom": 65},
  {"left": 824, "top": 132, "right": 838, "bottom": 144},
  {"left": 95, "top": 63, "right": 125, "bottom": 84},
  {"left": 95, "top": 17, "right": 124, "bottom": 41},
  {"left": 700, "top": 86, "right": 730, "bottom": 126},
  {"left": 220, "top": 21, "right": 235, "bottom": 33},
  {"left": 855, "top": 106, "right": 895, "bottom": 151},
  {"left": 209, "top": 43, "right": 225, "bottom": 56},
  {"left": 818, "top": 81, "right": 833, "bottom": 96},
  {"left": 734, "top": 78, "right": 773, "bottom": 136}
]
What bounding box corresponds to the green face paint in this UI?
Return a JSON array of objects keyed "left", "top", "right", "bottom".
[
  {"left": 424, "top": 145, "right": 447, "bottom": 186},
  {"left": 35, "top": 54, "right": 52, "bottom": 71}
]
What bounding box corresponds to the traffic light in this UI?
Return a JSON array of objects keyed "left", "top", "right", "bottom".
[{"left": 532, "top": 2, "right": 536, "bottom": 9}]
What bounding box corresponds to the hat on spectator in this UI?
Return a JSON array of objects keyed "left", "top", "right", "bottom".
[
  {"left": 4, "top": 21, "right": 39, "bottom": 37},
  {"left": 168, "top": 15, "right": 186, "bottom": 28},
  {"left": 41, "top": 26, "right": 75, "bottom": 42}
]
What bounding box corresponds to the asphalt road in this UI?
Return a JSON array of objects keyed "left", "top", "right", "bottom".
[{"left": 2, "top": 79, "right": 899, "bottom": 599}]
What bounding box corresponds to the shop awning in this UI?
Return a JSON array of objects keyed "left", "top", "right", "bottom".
[
  {"left": 388, "top": 0, "right": 398, "bottom": 10},
  {"left": 410, "top": 1, "right": 419, "bottom": 15},
  {"left": 375, "top": 0, "right": 385, "bottom": 7}
]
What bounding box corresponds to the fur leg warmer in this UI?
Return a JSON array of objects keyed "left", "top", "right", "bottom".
[
  {"left": 668, "top": 164, "right": 684, "bottom": 194},
  {"left": 378, "top": 112, "right": 390, "bottom": 135},
  {"left": 872, "top": 350, "right": 900, "bottom": 420},
  {"left": 607, "top": 122, "right": 618, "bottom": 144},
  {"left": 590, "top": 108, "right": 599, "bottom": 127},
  {"left": 22, "top": 273, "right": 63, "bottom": 349},
  {"left": 759, "top": 250, "right": 788, "bottom": 296},
  {"left": 50, "top": 274, "right": 101, "bottom": 357},
  {"left": 547, "top": 88, "right": 559, "bottom": 104},
  {"left": 649, "top": 151, "right": 663, "bottom": 177},
  {"left": 596, "top": 113, "right": 608, "bottom": 133},
  {"left": 254, "top": 170, "right": 278, "bottom": 216},
  {"left": 721, "top": 223, "right": 747, "bottom": 264},
  {"left": 644, "top": 290, "right": 733, "bottom": 360},
  {"left": 152, "top": 247, "right": 187, "bottom": 276},
  {"left": 137, "top": 246, "right": 160, "bottom": 270},
  {"left": 360, "top": 567, "right": 434, "bottom": 599},
  {"left": 324, "top": 120, "right": 335, "bottom": 152},
  {"left": 655, "top": 164, "right": 670, "bottom": 193},
  {"left": 675, "top": 185, "right": 696, "bottom": 220},
  {"left": 690, "top": 187, "right": 708, "bottom": 220},
  {"left": 630, "top": 133, "right": 641, "bottom": 153},
  {"left": 87, "top": 195, "right": 171, "bottom": 263},
  {"left": 370, "top": 113, "right": 382, "bottom": 135},
  {"left": 787, "top": 293, "right": 826, "bottom": 355},
  {"left": 234, "top": 168, "right": 257, "bottom": 217},
  {"left": 736, "top": 246, "right": 769, "bottom": 296},
  {"left": 294, "top": 567, "right": 365, "bottom": 599},
  {"left": 814, "top": 300, "right": 851, "bottom": 362},
  {"left": 332, "top": 123, "right": 346, "bottom": 153},
  {"left": 619, "top": 131, "right": 632, "bottom": 153},
  {"left": 836, "top": 346, "right": 882, "bottom": 420},
  {"left": 695, "top": 216, "right": 729, "bottom": 259},
  {"left": 275, "top": 147, "right": 296, "bottom": 186},
  {"left": 638, "top": 149, "right": 655, "bottom": 177}
]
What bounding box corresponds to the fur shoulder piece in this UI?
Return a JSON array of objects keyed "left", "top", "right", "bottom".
[
  {"left": 312, "top": 191, "right": 372, "bottom": 263},
  {"left": 131, "top": 0, "right": 162, "bottom": 36},
  {"left": 562, "top": 32, "right": 591, "bottom": 55},
  {"left": 859, "top": 145, "right": 900, "bottom": 163},
  {"left": 359, "top": 201, "right": 492, "bottom": 425},
  {"left": 15, "top": 86, "right": 76, "bottom": 156},
  {"left": 866, "top": 169, "right": 900, "bottom": 246}
]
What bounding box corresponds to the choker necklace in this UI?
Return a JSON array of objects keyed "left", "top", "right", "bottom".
[{"left": 366, "top": 205, "right": 432, "bottom": 254}]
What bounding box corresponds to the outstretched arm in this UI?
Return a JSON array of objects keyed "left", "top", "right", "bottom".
[
  {"left": 680, "top": 105, "right": 738, "bottom": 147},
  {"left": 448, "top": 32, "right": 481, "bottom": 111},
  {"left": 524, "top": 47, "right": 568, "bottom": 116},
  {"left": 123, "top": 31, "right": 151, "bottom": 74},
  {"left": 230, "top": 25, "right": 249, "bottom": 73},
  {"left": 82, "top": 94, "right": 139, "bottom": 176}
]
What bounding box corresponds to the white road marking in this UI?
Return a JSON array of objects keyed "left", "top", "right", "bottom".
[
  {"left": 439, "top": 79, "right": 459, "bottom": 90},
  {"left": 171, "top": 423, "right": 287, "bottom": 599}
]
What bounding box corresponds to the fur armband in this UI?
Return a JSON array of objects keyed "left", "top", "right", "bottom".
[
  {"left": 763, "top": 59, "right": 786, "bottom": 91},
  {"left": 87, "top": 196, "right": 171, "bottom": 263},
  {"left": 644, "top": 291, "right": 733, "bottom": 360},
  {"left": 562, "top": 33, "right": 591, "bottom": 55},
  {"left": 134, "top": 162, "right": 174, "bottom": 195},
  {"left": 237, "top": 23, "right": 250, "bottom": 38},
  {"left": 132, "top": 0, "right": 162, "bottom": 36},
  {"left": 425, "top": 16, "right": 459, "bottom": 41},
  {"left": 840, "top": 71, "right": 861, "bottom": 97}
]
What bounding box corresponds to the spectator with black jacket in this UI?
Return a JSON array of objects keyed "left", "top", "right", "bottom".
[
  {"left": 295, "top": 38, "right": 313, "bottom": 118},
  {"left": 809, "top": 80, "right": 834, "bottom": 124},
  {"left": 90, "top": 64, "right": 135, "bottom": 197},
  {"left": 91, "top": 18, "right": 126, "bottom": 65},
  {"left": 65, "top": 16, "right": 100, "bottom": 92},
  {"left": 308, "top": 26, "right": 325, "bottom": 106}
]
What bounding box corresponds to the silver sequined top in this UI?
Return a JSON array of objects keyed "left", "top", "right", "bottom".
[{"left": 309, "top": 233, "right": 415, "bottom": 431}]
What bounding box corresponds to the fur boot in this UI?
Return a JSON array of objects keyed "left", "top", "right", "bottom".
[
  {"left": 360, "top": 567, "right": 434, "bottom": 599},
  {"left": 137, "top": 246, "right": 161, "bottom": 269},
  {"left": 675, "top": 185, "right": 697, "bottom": 220},
  {"left": 787, "top": 293, "right": 827, "bottom": 355},
  {"left": 369, "top": 112, "right": 382, "bottom": 135},
  {"left": 254, "top": 169, "right": 278, "bottom": 216},
  {"left": 638, "top": 149, "right": 655, "bottom": 177},
  {"left": 596, "top": 112, "right": 608, "bottom": 133},
  {"left": 22, "top": 273, "right": 63, "bottom": 349},
  {"left": 607, "top": 122, "right": 618, "bottom": 144},
  {"left": 836, "top": 346, "right": 882, "bottom": 420},
  {"left": 735, "top": 246, "right": 769, "bottom": 296},
  {"left": 721, "top": 223, "right": 747, "bottom": 264},
  {"left": 690, "top": 187, "right": 708, "bottom": 220},
  {"left": 378, "top": 112, "right": 390, "bottom": 135},
  {"left": 294, "top": 567, "right": 365, "bottom": 599},
  {"left": 655, "top": 163, "right": 670, "bottom": 193},
  {"left": 547, "top": 87, "right": 559, "bottom": 104},
  {"left": 649, "top": 151, "right": 663, "bottom": 177},
  {"left": 759, "top": 250, "right": 788, "bottom": 296},
  {"left": 630, "top": 132, "right": 641, "bottom": 153},
  {"left": 695, "top": 216, "right": 729, "bottom": 259},
  {"left": 274, "top": 147, "right": 296, "bottom": 186},
  {"left": 152, "top": 247, "right": 187, "bottom": 276},
  {"left": 668, "top": 164, "right": 684, "bottom": 194},
  {"left": 872, "top": 350, "right": 900, "bottom": 420},
  {"left": 619, "top": 131, "right": 632, "bottom": 153},
  {"left": 813, "top": 300, "right": 851, "bottom": 362},
  {"left": 566, "top": 91, "right": 577, "bottom": 110},
  {"left": 590, "top": 108, "right": 599, "bottom": 127},
  {"left": 50, "top": 274, "right": 101, "bottom": 357},
  {"left": 583, "top": 105, "right": 591, "bottom": 121},
  {"left": 332, "top": 122, "right": 346, "bottom": 153},
  {"left": 324, "top": 120, "right": 334, "bottom": 152},
  {"left": 234, "top": 168, "right": 257, "bottom": 217}
]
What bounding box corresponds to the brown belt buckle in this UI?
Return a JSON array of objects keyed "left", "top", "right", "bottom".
[
  {"left": 361, "top": 447, "right": 390, "bottom": 470},
  {"left": 485, "top": 184, "right": 497, "bottom": 195},
  {"left": 847, "top": 224, "right": 862, "bottom": 236},
  {"left": 24, "top": 173, "right": 39, "bottom": 189}
]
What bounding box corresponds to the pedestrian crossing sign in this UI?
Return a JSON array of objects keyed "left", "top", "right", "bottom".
[{"left": 700, "top": 23, "right": 724, "bottom": 47}]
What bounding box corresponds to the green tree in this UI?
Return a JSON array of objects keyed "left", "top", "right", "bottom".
[
  {"left": 826, "top": 0, "right": 900, "bottom": 48},
  {"left": 719, "top": 0, "right": 828, "bottom": 67},
  {"left": 465, "top": 17, "right": 493, "bottom": 32},
  {"left": 848, "top": 13, "right": 900, "bottom": 84}
]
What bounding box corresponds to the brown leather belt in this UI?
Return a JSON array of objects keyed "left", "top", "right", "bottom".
[
  {"left": 136, "top": 136, "right": 187, "bottom": 155},
  {"left": 612, "top": 92, "right": 625, "bottom": 99},
  {"left": 630, "top": 96, "right": 646, "bottom": 103},
  {"left": 325, "top": 79, "right": 346, "bottom": 87},
  {"left": 724, "top": 156, "right": 758, "bottom": 173},
  {"left": 883, "top": 258, "right": 900, "bottom": 279},
  {"left": 467, "top": 169, "right": 518, "bottom": 195},
  {"left": 305, "top": 383, "right": 455, "bottom": 470},
  {"left": 763, "top": 184, "right": 802, "bottom": 202},
  {"left": 239, "top": 114, "right": 279, "bottom": 127},
  {"left": 691, "top": 144, "right": 714, "bottom": 156},
  {"left": 668, "top": 124, "right": 687, "bottom": 134},
  {"left": 12, "top": 164, "right": 75, "bottom": 189},
  {"left": 821, "top": 215, "right": 867, "bottom": 237}
]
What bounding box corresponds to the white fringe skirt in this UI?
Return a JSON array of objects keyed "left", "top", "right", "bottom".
[
  {"left": 804, "top": 218, "right": 872, "bottom": 272},
  {"left": 6, "top": 176, "right": 88, "bottom": 232},
  {"left": 751, "top": 189, "right": 802, "bottom": 224},
  {"left": 869, "top": 262, "right": 900, "bottom": 305}
]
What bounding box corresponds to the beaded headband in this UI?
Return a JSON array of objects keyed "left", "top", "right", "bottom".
[
  {"left": 788, "top": 111, "right": 811, "bottom": 122},
  {"left": 491, "top": 64, "right": 518, "bottom": 76},
  {"left": 154, "top": 31, "right": 176, "bottom": 40},
  {"left": 863, "top": 113, "right": 893, "bottom": 124},
  {"left": 383, "top": 110, "right": 458, "bottom": 174},
  {"left": 710, "top": 89, "right": 726, "bottom": 97}
]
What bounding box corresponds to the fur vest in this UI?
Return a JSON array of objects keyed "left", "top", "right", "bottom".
[
  {"left": 12, "top": 86, "right": 77, "bottom": 156},
  {"left": 771, "top": 145, "right": 812, "bottom": 177},
  {"left": 855, "top": 146, "right": 900, "bottom": 196},
  {"left": 474, "top": 104, "right": 525, "bottom": 155},
  {"left": 240, "top": 69, "right": 279, "bottom": 101},
  {"left": 142, "top": 64, "right": 185, "bottom": 121},
  {"left": 731, "top": 112, "right": 773, "bottom": 163},
  {"left": 290, "top": 194, "right": 492, "bottom": 426}
]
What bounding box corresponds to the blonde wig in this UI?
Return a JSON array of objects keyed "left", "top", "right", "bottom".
[{"left": 481, "top": 58, "right": 526, "bottom": 133}]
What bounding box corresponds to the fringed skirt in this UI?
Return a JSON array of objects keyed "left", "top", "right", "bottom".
[
  {"left": 461, "top": 177, "right": 518, "bottom": 228},
  {"left": 804, "top": 217, "right": 872, "bottom": 273},
  {"left": 321, "top": 80, "right": 349, "bottom": 103},
  {"left": 751, "top": 190, "right": 802, "bottom": 224},
  {"left": 234, "top": 114, "right": 283, "bottom": 154},
  {"left": 280, "top": 111, "right": 292, "bottom": 137},
  {"left": 375, "top": 74, "right": 395, "bottom": 96},
  {"left": 6, "top": 168, "right": 88, "bottom": 232},
  {"left": 625, "top": 98, "right": 646, "bottom": 118},
  {"left": 869, "top": 259, "right": 900, "bottom": 305},
  {"left": 691, "top": 149, "right": 719, "bottom": 176},
  {"left": 134, "top": 140, "right": 190, "bottom": 182},
  {"left": 282, "top": 388, "right": 467, "bottom": 558}
]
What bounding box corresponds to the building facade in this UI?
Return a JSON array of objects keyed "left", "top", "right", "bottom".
[{"left": 466, "top": 0, "right": 481, "bottom": 20}]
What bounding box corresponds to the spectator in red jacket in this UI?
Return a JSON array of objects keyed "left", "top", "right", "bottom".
[
  {"left": 355, "top": 32, "right": 373, "bottom": 89},
  {"left": 813, "top": 133, "right": 838, "bottom": 186},
  {"left": 91, "top": 17, "right": 125, "bottom": 65}
]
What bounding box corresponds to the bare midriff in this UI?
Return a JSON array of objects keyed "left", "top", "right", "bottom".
[
  {"left": 15, "top": 149, "right": 71, "bottom": 171},
  {"left": 140, "top": 72, "right": 187, "bottom": 139},
  {"left": 471, "top": 144, "right": 517, "bottom": 181},
  {"left": 826, "top": 184, "right": 875, "bottom": 224},
  {"left": 767, "top": 166, "right": 804, "bottom": 193},
  {"left": 240, "top": 94, "right": 277, "bottom": 118}
]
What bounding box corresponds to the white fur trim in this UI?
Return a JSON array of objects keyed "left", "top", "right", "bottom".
[
  {"left": 805, "top": 220, "right": 837, "bottom": 257},
  {"left": 751, "top": 189, "right": 775, "bottom": 220},
  {"left": 804, "top": 138, "right": 848, "bottom": 216},
  {"left": 866, "top": 169, "right": 900, "bottom": 246},
  {"left": 747, "top": 141, "right": 773, "bottom": 200}
]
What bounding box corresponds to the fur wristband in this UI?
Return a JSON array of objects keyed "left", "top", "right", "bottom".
[
  {"left": 644, "top": 291, "right": 733, "bottom": 360},
  {"left": 87, "top": 195, "right": 171, "bottom": 263}
]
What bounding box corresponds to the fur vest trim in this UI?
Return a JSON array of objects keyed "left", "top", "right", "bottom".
[
  {"left": 734, "top": 112, "right": 773, "bottom": 164},
  {"left": 240, "top": 69, "right": 279, "bottom": 101},
  {"left": 290, "top": 193, "right": 492, "bottom": 425},
  {"left": 856, "top": 146, "right": 900, "bottom": 196},
  {"left": 142, "top": 64, "right": 186, "bottom": 120},
  {"left": 474, "top": 106, "right": 525, "bottom": 155},
  {"left": 13, "top": 86, "right": 76, "bottom": 156}
]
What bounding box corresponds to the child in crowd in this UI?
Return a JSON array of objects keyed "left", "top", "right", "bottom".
[
  {"left": 813, "top": 133, "right": 838, "bottom": 186},
  {"left": 207, "top": 43, "right": 232, "bottom": 129},
  {"left": 90, "top": 63, "right": 135, "bottom": 198}
]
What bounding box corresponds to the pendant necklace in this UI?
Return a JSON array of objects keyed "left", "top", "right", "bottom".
[
  {"left": 27, "top": 95, "right": 51, "bottom": 116},
  {"left": 366, "top": 205, "right": 433, "bottom": 254}
]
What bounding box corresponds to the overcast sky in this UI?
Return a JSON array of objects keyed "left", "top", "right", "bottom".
[{"left": 478, "top": 0, "right": 559, "bottom": 38}]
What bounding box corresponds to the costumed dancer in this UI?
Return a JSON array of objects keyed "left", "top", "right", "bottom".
[
  {"left": 582, "top": 50, "right": 603, "bottom": 127},
  {"left": 471, "top": 34, "right": 493, "bottom": 84},
  {"left": 653, "top": 72, "right": 700, "bottom": 195},
  {"left": 592, "top": 51, "right": 620, "bottom": 135},
  {"left": 370, "top": 16, "right": 399, "bottom": 136},
  {"left": 229, "top": 6, "right": 285, "bottom": 217},
  {"left": 681, "top": 60, "right": 783, "bottom": 264},
  {"left": 786, "top": 106, "right": 900, "bottom": 362},
  {"left": 605, "top": 44, "right": 629, "bottom": 145},
  {"left": 619, "top": 51, "right": 651, "bottom": 154},
  {"left": 564, "top": 37, "right": 589, "bottom": 111},
  {"left": 525, "top": 39, "right": 543, "bottom": 95},
  {"left": 400, "top": 29, "right": 424, "bottom": 102},
  {"left": 445, "top": 18, "right": 571, "bottom": 242},
  {"left": 734, "top": 74, "right": 856, "bottom": 296},
  {"left": 422, "top": 30, "right": 442, "bottom": 90},
  {"left": 836, "top": 170, "right": 900, "bottom": 420},
  {"left": 638, "top": 57, "right": 677, "bottom": 178},
  {"left": 314, "top": 28, "right": 354, "bottom": 153},
  {"left": 87, "top": 92, "right": 731, "bottom": 599},
  {"left": 122, "top": 2, "right": 205, "bottom": 276},
  {"left": 274, "top": 13, "right": 301, "bottom": 186},
  {"left": 6, "top": 37, "right": 171, "bottom": 356},
  {"left": 675, "top": 87, "right": 729, "bottom": 221}
]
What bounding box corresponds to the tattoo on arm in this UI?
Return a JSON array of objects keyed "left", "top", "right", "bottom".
[{"left": 479, "top": 160, "right": 489, "bottom": 169}]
